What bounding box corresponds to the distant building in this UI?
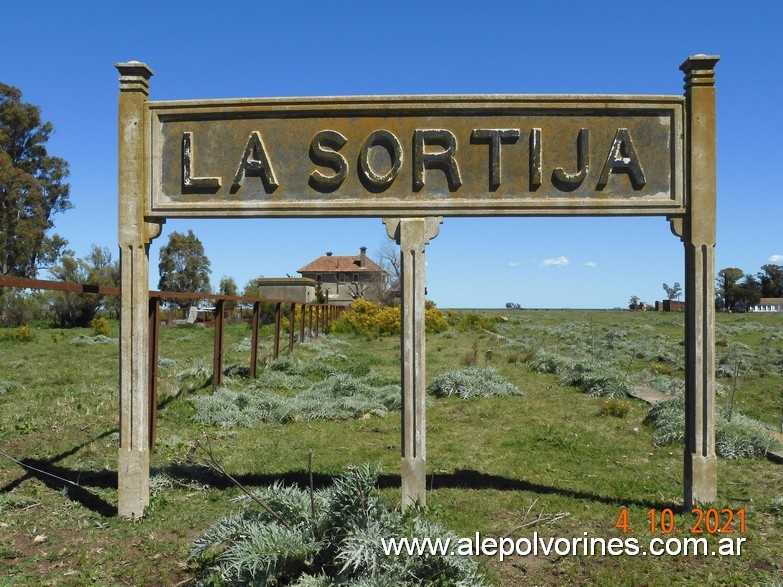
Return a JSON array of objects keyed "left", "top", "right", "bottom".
[
  {"left": 257, "top": 277, "right": 316, "bottom": 304},
  {"left": 297, "top": 247, "right": 387, "bottom": 306},
  {"left": 655, "top": 300, "right": 685, "bottom": 312},
  {"left": 750, "top": 298, "right": 783, "bottom": 313}
]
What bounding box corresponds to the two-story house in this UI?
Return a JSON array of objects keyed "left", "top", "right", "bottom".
[{"left": 297, "top": 247, "right": 387, "bottom": 305}]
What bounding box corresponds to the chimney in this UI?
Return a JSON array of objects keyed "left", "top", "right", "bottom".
[
  {"left": 359, "top": 246, "right": 367, "bottom": 268},
  {"left": 326, "top": 251, "right": 333, "bottom": 256}
]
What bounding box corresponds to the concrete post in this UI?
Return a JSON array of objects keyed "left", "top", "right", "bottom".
[
  {"left": 383, "top": 217, "right": 442, "bottom": 507},
  {"left": 116, "top": 61, "right": 158, "bottom": 518},
  {"left": 681, "top": 55, "right": 719, "bottom": 507}
]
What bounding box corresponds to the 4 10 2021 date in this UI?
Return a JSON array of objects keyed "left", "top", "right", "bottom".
[{"left": 614, "top": 507, "right": 745, "bottom": 535}]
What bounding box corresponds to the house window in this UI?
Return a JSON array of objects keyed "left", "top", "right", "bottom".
[
  {"left": 315, "top": 274, "right": 321, "bottom": 282},
  {"left": 352, "top": 273, "right": 358, "bottom": 282}
]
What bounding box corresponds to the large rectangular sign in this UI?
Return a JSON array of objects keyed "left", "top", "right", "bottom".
[{"left": 147, "top": 95, "right": 684, "bottom": 218}]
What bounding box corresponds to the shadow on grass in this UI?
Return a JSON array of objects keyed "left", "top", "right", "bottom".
[
  {"left": 2, "top": 455, "right": 681, "bottom": 518},
  {"left": 163, "top": 466, "right": 683, "bottom": 513},
  {"left": 1, "top": 429, "right": 118, "bottom": 517}
]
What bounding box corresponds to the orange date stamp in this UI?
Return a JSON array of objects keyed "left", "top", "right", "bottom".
[{"left": 615, "top": 507, "right": 745, "bottom": 535}]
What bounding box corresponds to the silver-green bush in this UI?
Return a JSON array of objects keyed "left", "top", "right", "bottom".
[
  {"left": 189, "top": 374, "right": 400, "bottom": 428},
  {"left": 188, "top": 465, "right": 488, "bottom": 586},
  {"left": 427, "top": 367, "right": 523, "bottom": 399},
  {"left": 645, "top": 397, "right": 782, "bottom": 459}
]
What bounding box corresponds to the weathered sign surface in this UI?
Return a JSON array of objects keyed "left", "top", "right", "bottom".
[{"left": 149, "top": 96, "right": 684, "bottom": 217}]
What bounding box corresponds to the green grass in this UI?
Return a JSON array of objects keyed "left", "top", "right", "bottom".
[{"left": 1, "top": 311, "right": 782, "bottom": 585}]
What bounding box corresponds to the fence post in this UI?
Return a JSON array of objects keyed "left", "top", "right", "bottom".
[
  {"left": 212, "top": 299, "right": 225, "bottom": 390},
  {"left": 288, "top": 303, "right": 296, "bottom": 354},
  {"left": 273, "top": 302, "right": 282, "bottom": 359},
  {"left": 148, "top": 296, "right": 160, "bottom": 447},
  {"left": 299, "top": 303, "right": 306, "bottom": 344},
  {"left": 250, "top": 301, "right": 260, "bottom": 378}
]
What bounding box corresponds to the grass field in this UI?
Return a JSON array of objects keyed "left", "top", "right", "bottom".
[{"left": 1, "top": 309, "right": 782, "bottom": 586}]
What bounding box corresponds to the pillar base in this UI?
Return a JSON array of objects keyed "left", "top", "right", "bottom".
[
  {"left": 684, "top": 453, "right": 717, "bottom": 508},
  {"left": 118, "top": 448, "right": 150, "bottom": 518},
  {"left": 401, "top": 456, "right": 426, "bottom": 508}
]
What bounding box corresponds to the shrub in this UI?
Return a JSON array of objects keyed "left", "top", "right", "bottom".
[
  {"left": 11, "top": 325, "right": 34, "bottom": 342},
  {"left": 328, "top": 299, "right": 448, "bottom": 338},
  {"left": 716, "top": 413, "right": 781, "bottom": 459},
  {"left": 644, "top": 397, "right": 684, "bottom": 446},
  {"left": 645, "top": 397, "right": 782, "bottom": 459},
  {"left": 329, "top": 299, "right": 400, "bottom": 338},
  {"left": 0, "top": 380, "right": 22, "bottom": 395},
  {"left": 445, "top": 310, "right": 499, "bottom": 333},
  {"left": 91, "top": 316, "right": 111, "bottom": 336},
  {"left": 427, "top": 366, "right": 523, "bottom": 399},
  {"left": 424, "top": 306, "right": 448, "bottom": 334},
  {"left": 70, "top": 334, "right": 118, "bottom": 346},
  {"left": 188, "top": 465, "right": 488, "bottom": 587},
  {"left": 528, "top": 350, "right": 574, "bottom": 375},
  {"left": 189, "top": 374, "right": 401, "bottom": 427},
  {"left": 599, "top": 398, "right": 632, "bottom": 418},
  {"left": 560, "top": 360, "right": 631, "bottom": 398}
]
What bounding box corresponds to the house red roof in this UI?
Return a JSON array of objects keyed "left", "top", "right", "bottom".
[{"left": 297, "top": 251, "right": 385, "bottom": 275}]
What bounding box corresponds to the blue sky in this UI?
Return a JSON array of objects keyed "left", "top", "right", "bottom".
[{"left": 2, "top": 1, "right": 781, "bottom": 308}]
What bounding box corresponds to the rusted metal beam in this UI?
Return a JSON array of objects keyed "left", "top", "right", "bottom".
[
  {"left": 0, "top": 275, "right": 119, "bottom": 295},
  {"left": 299, "top": 303, "right": 306, "bottom": 344},
  {"left": 273, "top": 302, "right": 282, "bottom": 359},
  {"left": 250, "top": 301, "right": 260, "bottom": 378},
  {"left": 212, "top": 299, "right": 225, "bottom": 390},
  {"left": 288, "top": 303, "right": 296, "bottom": 354},
  {"left": 148, "top": 296, "right": 161, "bottom": 447}
]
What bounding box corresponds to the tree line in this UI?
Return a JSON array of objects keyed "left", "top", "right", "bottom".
[
  {"left": 0, "top": 83, "right": 273, "bottom": 327},
  {"left": 628, "top": 265, "right": 783, "bottom": 313},
  {"left": 717, "top": 264, "right": 783, "bottom": 312}
]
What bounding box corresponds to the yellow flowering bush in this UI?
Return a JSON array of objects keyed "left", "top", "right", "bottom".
[
  {"left": 91, "top": 316, "right": 111, "bottom": 336},
  {"left": 329, "top": 299, "right": 447, "bottom": 338}
]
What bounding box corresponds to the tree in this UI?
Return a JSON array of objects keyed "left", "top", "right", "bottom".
[
  {"left": 314, "top": 281, "right": 326, "bottom": 304},
  {"left": 218, "top": 275, "right": 238, "bottom": 310},
  {"left": 240, "top": 275, "right": 278, "bottom": 323},
  {"left": 376, "top": 240, "right": 401, "bottom": 306},
  {"left": 158, "top": 230, "right": 211, "bottom": 307},
  {"left": 48, "top": 245, "right": 119, "bottom": 327},
  {"left": 757, "top": 264, "right": 783, "bottom": 298},
  {"left": 733, "top": 274, "right": 761, "bottom": 312},
  {"left": 241, "top": 275, "right": 265, "bottom": 299},
  {"left": 716, "top": 268, "right": 744, "bottom": 311},
  {"left": 662, "top": 282, "right": 682, "bottom": 301},
  {"left": 629, "top": 295, "right": 641, "bottom": 310},
  {"left": 1, "top": 83, "right": 72, "bottom": 278}
]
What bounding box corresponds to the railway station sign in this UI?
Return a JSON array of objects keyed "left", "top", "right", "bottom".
[{"left": 149, "top": 96, "right": 684, "bottom": 218}]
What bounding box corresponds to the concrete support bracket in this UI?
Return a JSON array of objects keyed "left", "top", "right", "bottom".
[{"left": 383, "top": 217, "right": 442, "bottom": 508}]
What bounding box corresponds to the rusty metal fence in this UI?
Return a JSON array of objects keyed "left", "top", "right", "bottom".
[{"left": 0, "top": 275, "right": 344, "bottom": 444}]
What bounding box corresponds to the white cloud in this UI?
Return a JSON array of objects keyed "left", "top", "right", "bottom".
[
  {"left": 584, "top": 261, "right": 597, "bottom": 268},
  {"left": 770, "top": 254, "right": 783, "bottom": 263},
  {"left": 508, "top": 261, "right": 521, "bottom": 267},
  {"left": 539, "top": 256, "right": 569, "bottom": 267}
]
